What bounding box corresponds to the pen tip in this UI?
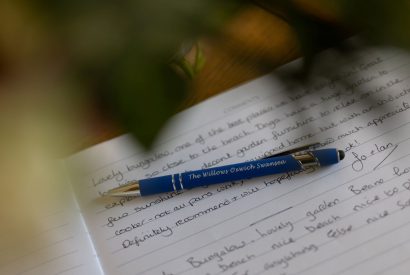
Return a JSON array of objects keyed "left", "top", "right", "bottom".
[
  {"left": 338, "top": 150, "right": 345, "bottom": 161},
  {"left": 106, "top": 181, "right": 141, "bottom": 197}
]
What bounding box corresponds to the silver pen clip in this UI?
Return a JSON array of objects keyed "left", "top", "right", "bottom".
[
  {"left": 265, "top": 142, "right": 322, "bottom": 169},
  {"left": 264, "top": 142, "right": 321, "bottom": 158}
]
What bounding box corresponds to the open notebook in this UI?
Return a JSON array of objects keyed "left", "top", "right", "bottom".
[{"left": 4, "top": 42, "right": 410, "bottom": 275}]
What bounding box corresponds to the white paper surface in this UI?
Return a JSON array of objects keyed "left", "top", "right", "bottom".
[
  {"left": 0, "top": 164, "right": 101, "bottom": 275},
  {"left": 65, "top": 45, "right": 410, "bottom": 275}
]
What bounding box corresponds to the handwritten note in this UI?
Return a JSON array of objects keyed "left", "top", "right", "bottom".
[{"left": 66, "top": 44, "right": 410, "bottom": 275}]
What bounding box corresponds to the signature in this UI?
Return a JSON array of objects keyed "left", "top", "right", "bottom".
[{"left": 351, "top": 142, "right": 398, "bottom": 172}]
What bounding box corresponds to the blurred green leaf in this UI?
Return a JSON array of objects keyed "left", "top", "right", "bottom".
[
  {"left": 338, "top": 0, "right": 410, "bottom": 48},
  {"left": 24, "top": 0, "right": 244, "bottom": 147},
  {"left": 173, "top": 42, "right": 206, "bottom": 79},
  {"left": 4, "top": 0, "right": 410, "bottom": 148},
  {"left": 99, "top": 56, "right": 186, "bottom": 147}
]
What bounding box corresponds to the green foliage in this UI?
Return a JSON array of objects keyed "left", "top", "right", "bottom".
[
  {"left": 2, "top": 0, "right": 410, "bottom": 148},
  {"left": 173, "top": 43, "right": 206, "bottom": 80},
  {"left": 23, "top": 0, "right": 243, "bottom": 147},
  {"left": 338, "top": 0, "right": 410, "bottom": 48}
]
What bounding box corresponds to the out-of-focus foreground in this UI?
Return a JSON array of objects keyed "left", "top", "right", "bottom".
[{"left": 1, "top": 0, "right": 410, "bottom": 259}]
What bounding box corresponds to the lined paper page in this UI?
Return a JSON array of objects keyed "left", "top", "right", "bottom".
[
  {"left": 0, "top": 164, "right": 102, "bottom": 275},
  {"left": 67, "top": 45, "right": 410, "bottom": 275}
]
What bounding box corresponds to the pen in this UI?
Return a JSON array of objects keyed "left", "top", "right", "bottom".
[{"left": 107, "top": 144, "right": 345, "bottom": 197}]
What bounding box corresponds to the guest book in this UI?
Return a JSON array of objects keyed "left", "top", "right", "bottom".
[{"left": 4, "top": 41, "right": 410, "bottom": 275}]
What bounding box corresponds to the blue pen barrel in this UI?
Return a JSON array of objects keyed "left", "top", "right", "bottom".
[
  {"left": 139, "top": 175, "right": 176, "bottom": 196},
  {"left": 311, "top": 148, "right": 341, "bottom": 165},
  {"left": 182, "top": 155, "right": 300, "bottom": 189},
  {"left": 138, "top": 148, "right": 342, "bottom": 196}
]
